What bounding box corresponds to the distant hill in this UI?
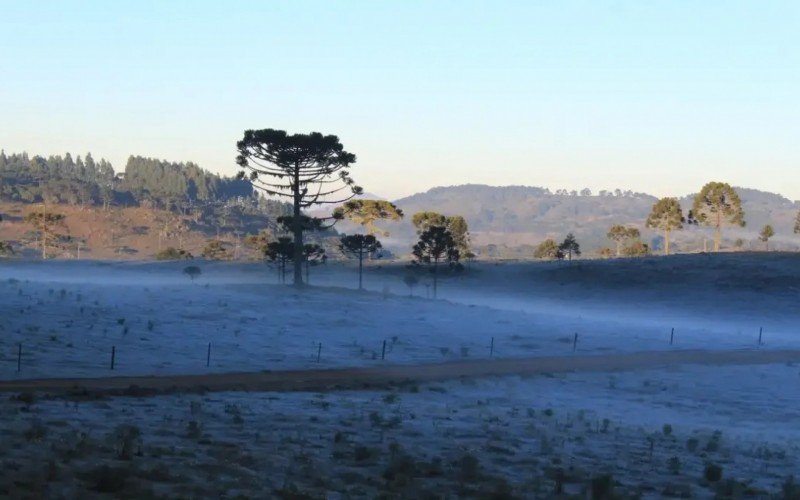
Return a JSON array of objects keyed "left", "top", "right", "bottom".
[
  {"left": 334, "top": 184, "right": 800, "bottom": 256},
  {"left": 2, "top": 150, "right": 799, "bottom": 260}
]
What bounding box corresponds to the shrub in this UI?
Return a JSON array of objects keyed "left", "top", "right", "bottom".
[
  {"left": 201, "top": 239, "right": 231, "bottom": 260},
  {"left": 183, "top": 266, "right": 202, "bottom": 282},
  {"left": 704, "top": 463, "right": 723, "bottom": 482},
  {"left": 155, "top": 247, "right": 193, "bottom": 260},
  {"left": 667, "top": 456, "right": 681, "bottom": 475},
  {"left": 0, "top": 241, "right": 14, "bottom": 257},
  {"left": 111, "top": 424, "right": 141, "bottom": 460},
  {"left": 590, "top": 474, "right": 615, "bottom": 499},
  {"left": 84, "top": 465, "right": 129, "bottom": 493}
]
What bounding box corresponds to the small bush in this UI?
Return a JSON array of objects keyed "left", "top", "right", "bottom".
[
  {"left": 84, "top": 465, "right": 129, "bottom": 493},
  {"left": 183, "top": 266, "right": 202, "bottom": 282},
  {"left": 155, "top": 247, "right": 193, "bottom": 260},
  {"left": 704, "top": 463, "right": 723, "bottom": 482},
  {"left": 111, "top": 424, "right": 141, "bottom": 460},
  {"left": 667, "top": 456, "right": 681, "bottom": 475},
  {"left": 590, "top": 474, "right": 615, "bottom": 499},
  {"left": 24, "top": 420, "right": 48, "bottom": 442}
]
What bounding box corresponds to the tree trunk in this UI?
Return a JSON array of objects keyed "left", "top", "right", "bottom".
[
  {"left": 358, "top": 248, "right": 363, "bottom": 290},
  {"left": 292, "top": 165, "right": 304, "bottom": 287},
  {"left": 432, "top": 258, "right": 438, "bottom": 299},
  {"left": 714, "top": 211, "right": 721, "bottom": 252},
  {"left": 664, "top": 229, "right": 670, "bottom": 256},
  {"left": 615, "top": 240, "right": 621, "bottom": 257},
  {"left": 42, "top": 201, "right": 47, "bottom": 259}
]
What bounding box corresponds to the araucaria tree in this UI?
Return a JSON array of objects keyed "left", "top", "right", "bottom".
[
  {"left": 302, "top": 243, "right": 326, "bottom": 284},
  {"left": 339, "top": 234, "right": 382, "bottom": 290},
  {"left": 412, "top": 211, "right": 471, "bottom": 256},
  {"left": 606, "top": 225, "right": 641, "bottom": 257},
  {"left": 645, "top": 198, "right": 685, "bottom": 256},
  {"left": 691, "top": 182, "right": 745, "bottom": 252},
  {"left": 559, "top": 233, "right": 581, "bottom": 261},
  {"left": 759, "top": 225, "right": 775, "bottom": 251},
  {"left": 334, "top": 200, "right": 403, "bottom": 236},
  {"left": 236, "top": 129, "right": 361, "bottom": 287},
  {"left": 412, "top": 226, "right": 460, "bottom": 299},
  {"left": 265, "top": 237, "right": 294, "bottom": 284}
]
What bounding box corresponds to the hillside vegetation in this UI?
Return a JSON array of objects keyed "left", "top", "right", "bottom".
[{"left": 362, "top": 184, "right": 800, "bottom": 256}]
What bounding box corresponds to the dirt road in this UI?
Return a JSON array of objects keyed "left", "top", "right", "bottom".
[{"left": 1, "top": 348, "right": 798, "bottom": 397}]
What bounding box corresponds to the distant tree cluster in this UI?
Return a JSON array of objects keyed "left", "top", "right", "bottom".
[
  {"left": 122, "top": 156, "right": 252, "bottom": 209},
  {"left": 0, "top": 150, "right": 261, "bottom": 212},
  {"left": 533, "top": 233, "right": 581, "bottom": 261},
  {"left": 0, "top": 151, "right": 114, "bottom": 206}
]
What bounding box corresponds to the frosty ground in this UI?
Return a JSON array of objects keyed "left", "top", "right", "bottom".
[{"left": 0, "top": 254, "right": 799, "bottom": 498}]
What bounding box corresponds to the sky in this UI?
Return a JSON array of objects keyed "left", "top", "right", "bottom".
[{"left": 1, "top": 1, "right": 798, "bottom": 200}]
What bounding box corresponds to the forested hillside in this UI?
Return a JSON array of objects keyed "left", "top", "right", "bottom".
[
  {"left": 333, "top": 184, "right": 799, "bottom": 257},
  {"left": 0, "top": 151, "right": 253, "bottom": 209}
]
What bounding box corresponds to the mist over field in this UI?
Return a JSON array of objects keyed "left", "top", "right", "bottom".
[
  {"left": 3, "top": 1, "right": 800, "bottom": 497},
  {"left": 1, "top": 255, "right": 799, "bottom": 496}
]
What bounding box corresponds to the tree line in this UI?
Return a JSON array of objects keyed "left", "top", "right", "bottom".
[
  {"left": 533, "top": 181, "right": 800, "bottom": 259},
  {"left": 0, "top": 151, "right": 254, "bottom": 209}
]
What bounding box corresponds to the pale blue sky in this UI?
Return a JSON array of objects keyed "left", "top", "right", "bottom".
[{"left": 1, "top": 1, "right": 798, "bottom": 199}]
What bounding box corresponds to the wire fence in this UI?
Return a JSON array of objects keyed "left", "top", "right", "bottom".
[{"left": 4, "top": 324, "right": 775, "bottom": 380}]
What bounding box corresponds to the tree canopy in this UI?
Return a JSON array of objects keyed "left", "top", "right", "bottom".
[
  {"left": 558, "top": 233, "right": 581, "bottom": 261},
  {"left": 692, "top": 182, "right": 745, "bottom": 252},
  {"left": 339, "top": 234, "right": 382, "bottom": 289},
  {"left": 606, "top": 224, "right": 641, "bottom": 257},
  {"left": 236, "top": 129, "right": 361, "bottom": 287},
  {"left": 265, "top": 236, "right": 295, "bottom": 284},
  {"left": 645, "top": 197, "right": 685, "bottom": 256},
  {"left": 0, "top": 150, "right": 253, "bottom": 210},
  {"left": 759, "top": 224, "right": 775, "bottom": 251},
  {"left": 533, "top": 239, "right": 563, "bottom": 260},
  {"left": 412, "top": 226, "right": 460, "bottom": 298},
  {"left": 334, "top": 199, "right": 403, "bottom": 236},
  {"left": 411, "top": 211, "right": 470, "bottom": 255}
]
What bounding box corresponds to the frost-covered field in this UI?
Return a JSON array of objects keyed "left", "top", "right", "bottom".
[
  {"left": 1, "top": 256, "right": 799, "bottom": 497},
  {"left": 1, "top": 257, "right": 795, "bottom": 379},
  {"left": 2, "top": 364, "right": 799, "bottom": 498}
]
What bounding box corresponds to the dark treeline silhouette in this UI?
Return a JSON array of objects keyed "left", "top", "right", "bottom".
[{"left": 0, "top": 151, "right": 257, "bottom": 211}]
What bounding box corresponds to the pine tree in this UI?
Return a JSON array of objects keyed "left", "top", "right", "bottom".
[
  {"left": 692, "top": 182, "right": 745, "bottom": 252},
  {"left": 559, "top": 233, "right": 581, "bottom": 261},
  {"left": 302, "top": 243, "right": 326, "bottom": 284},
  {"left": 24, "top": 210, "right": 67, "bottom": 259},
  {"left": 759, "top": 225, "right": 775, "bottom": 251},
  {"left": 533, "top": 239, "right": 562, "bottom": 260},
  {"left": 645, "top": 198, "right": 685, "bottom": 256},
  {"left": 265, "top": 237, "right": 295, "bottom": 284},
  {"left": 334, "top": 200, "right": 403, "bottom": 236},
  {"left": 339, "top": 234, "right": 382, "bottom": 290},
  {"left": 236, "top": 129, "right": 360, "bottom": 287},
  {"left": 411, "top": 211, "right": 470, "bottom": 255},
  {"left": 412, "top": 226, "right": 460, "bottom": 299},
  {"left": 607, "top": 225, "right": 641, "bottom": 257}
]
